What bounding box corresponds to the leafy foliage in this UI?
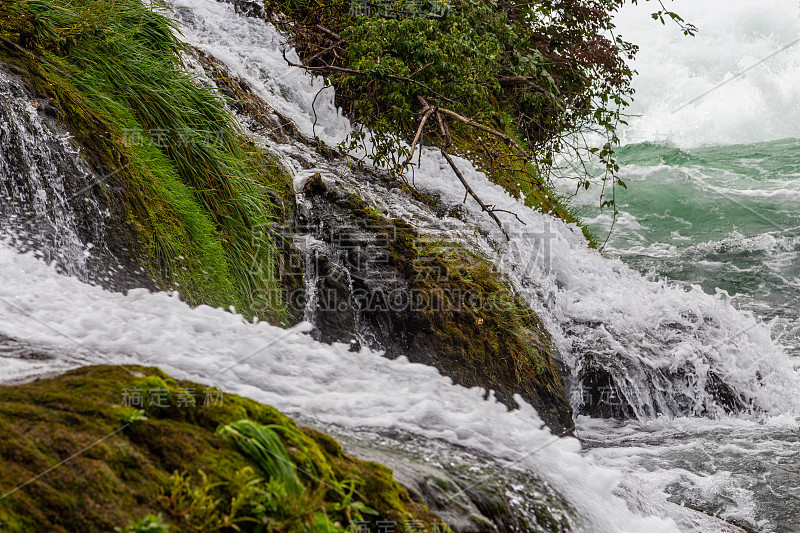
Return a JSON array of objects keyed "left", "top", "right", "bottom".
[
  {"left": 113, "top": 406, "right": 149, "bottom": 427},
  {"left": 159, "top": 420, "right": 381, "bottom": 532},
  {"left": 161, "top": 467, "right": 368, "bottom": 533},
  {"left": 268, "top": 0, "right": 691, "bottom": 231},
  {"left": 269, "top": 0, "right": 628, "bottom": 195}
]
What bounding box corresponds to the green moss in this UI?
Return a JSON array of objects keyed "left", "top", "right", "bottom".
[
  {"left": 0, "top": 366, "right": 439, "bottom": 532},
  {"left": 430, "top": 476, "right": 450, "bottom": 492},
  {"left": 408, "top": 239, "right": 572, "bottom": 421}
]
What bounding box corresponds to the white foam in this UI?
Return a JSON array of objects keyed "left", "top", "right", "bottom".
[
  {"left": 614, "top": 0, "right": 800, "bottom": 147},
  {"left": 168, "top": 0, "right": 351, "bottom": 146},
  {"left": 580, "top": 415, "right": 800, "bottom": 532},
  {"left": 0, "top": 244, "right": 678, "bottom": 533},
  {"left": 398, "top": 145, "right": 800, "bottom": 418}
]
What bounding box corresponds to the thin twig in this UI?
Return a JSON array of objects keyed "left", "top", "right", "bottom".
[
  {"left": 314, "top": 24, "right": 341, "bottom": 41},
  {"left": 437, "top": 107, "right": 532, "bottom": 160},
  {"left": 397, "top": 104, "right": 435, "bottom": 181},
  {"left": 305, "top": 39, "right": 346, "bottom": 65},
  {"left": 436, "top": 111, "right": 510, "bottom": 241},
  {"left": 488, "top": 207, "right": 527, "bottom": 225},
  {"left": 498, "top": 75, "right": 545, "bottom": 88},
  {"left": 409, "top": 61, "right": 434, "bottom": 78},
  {"left": 311, "top": 84, "right": 333, "bottom": 139}
]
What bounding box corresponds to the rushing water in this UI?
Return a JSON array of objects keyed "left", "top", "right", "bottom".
[
  {"left": 1, "top": 0, "right": 799, "bottom": 531},
  {"left": 0, "top": 68, "right": 100, "bottom": 280},
  {"left": 575, "top": 140, "right": 800, "bottom": 355},
  {"left": 573, "top": 140, "right": 800, "bottom": 530},
  {"left": 572, "top": 3, "right": 800, "bottom": 531},
  {"left": 0, "top": 68, "right": 155, "bottom": 293}
]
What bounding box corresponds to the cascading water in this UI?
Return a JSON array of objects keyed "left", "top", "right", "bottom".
[
  {"left": 0, "top": 241, "right": 684, "bottom": 532},
  {"left": 1, "top": 0, "right": 799, "bottom": 530},
  {"left": 563, "top": 2, "right": 800, "bottom": 530},
  {"left": 0, "top": 67, "right": 99, "bottom": 279},
  {"left": 614, "top": 0, "right": 800, "bottom": 147},
  {"left": 0, "top": 67, "right": 154, "bottom": 293},
  {"left": 167, "top": 0, "right": 800, "bottom": 424},
  {"left": 156, "top": 1, "right": 800, "bottom": 528}
]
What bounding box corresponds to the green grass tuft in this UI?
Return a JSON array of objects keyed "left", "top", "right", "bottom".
[
  {"left": 218, "top": 420, "right": 304, "bottom": 495},
  {"left": 2, "top": 0, "right": 290, "bottom": 321}
]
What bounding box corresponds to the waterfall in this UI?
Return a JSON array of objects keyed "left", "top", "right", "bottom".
[
  {"left": 0, "top": 67, "right": 97, "bottom": 279},
  {"left": 2, "top": 0, "right": 799, "bottom": 530},
  {"left": 0, "top": 67, "right": 154, "bottom": 293},
  {"left": 167, "top": 0, "right": 800, "bottom": 421}
]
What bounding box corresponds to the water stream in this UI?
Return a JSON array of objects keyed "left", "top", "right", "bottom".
[
  {"left": 0, "top": 0, "right": 798, "bottom": 531},
  {"left": 565, "top": 2, "right": 800, "bottom": 531}
]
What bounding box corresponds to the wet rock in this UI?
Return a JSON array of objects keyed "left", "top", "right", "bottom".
[
  {"left": 574, "top": 350, "right": 754, "bottom": 420},
  {"left": 341, "top": 432, "right": 575, "bottom": 533},
  {"left": 297, "top": 172, "right": 574, "bottom": 435}
]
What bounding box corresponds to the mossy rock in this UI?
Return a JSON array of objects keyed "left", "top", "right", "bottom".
[
  {"left": 301, "top": 174, "right": 573, "bottom": 434},
  {"left": 0, "top": 0, "right": 296, "bottom": 323},
  {"left": 0, "top": 365, "right": 440, "bottom": 532}
]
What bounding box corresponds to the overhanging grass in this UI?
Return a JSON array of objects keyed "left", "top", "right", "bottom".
[{"left": 1, "top": 0, "right": 289, "bottom": 322}]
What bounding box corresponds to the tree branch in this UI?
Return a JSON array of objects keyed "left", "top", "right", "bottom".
[
  {"left": 498, "top": 75, "right": 544, "bottom": 88},
  {"left": 281, "top": 50, "right": 456, "bottom": 104},
  {"left": 436, "top": 107, "right": 532, "bottom": 160},
  {"left": 304, "top": 39, "right": 346, "bottom": 65},
  {"left": 397, "top": 104, "right": 435, "bottom": 180},
  {"left": 314, "top": 24, "right": 341, "bottom": 41},
  {"left": 435, "top": 110, "right": 510, "bottom": 241}
]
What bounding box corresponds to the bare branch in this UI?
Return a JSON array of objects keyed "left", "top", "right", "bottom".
[
  {"left": 305, "top": 39, "right": 346, "bottom": 65},
  {"left": 487, "top": 207, "right": 527, "bottom": 225},
  {"left": 409, "top": 61, "right": 434, "bottom": 78},
  {"left": 498, "top": 76, "right": 545, "bottom": 88},
  {"left": 397, "top": 104, "right": 435, "bottom": 179},
  {"left": 437, "top": 107, "right": 532, "bottom": 160},
  {"left": 315, "top": 24, "right": 341, "bottom": 41},
  {"left": 436, "top": 112, "right": 510, "bottom": 241}
]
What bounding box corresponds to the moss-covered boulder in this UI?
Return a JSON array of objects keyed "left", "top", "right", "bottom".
[
  {"left": 0, "top": 365, "right": 440, "bottom": 532},
  {"left": 299, "top": 174, "right": 573, "bottom": 434}
]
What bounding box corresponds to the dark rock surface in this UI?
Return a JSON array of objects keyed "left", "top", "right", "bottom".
[{"left": 296, "top": 173, "right": 574, "bottom": 435}]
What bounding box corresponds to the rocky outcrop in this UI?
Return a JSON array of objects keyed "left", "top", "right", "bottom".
[
  {"left": 183, "top": 40, "right": 574, "bottom": 434},
  {"left": 0, "top": 365, "right": 439, "bottom": 532},
  {"left": 343, "top": 436, "right": 576, "bottom": 533},
  {"left": 297, "top": 174, "right": 573, "bottom": 435}
]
